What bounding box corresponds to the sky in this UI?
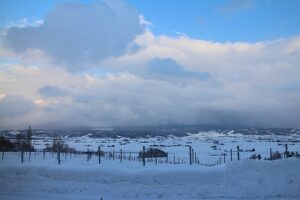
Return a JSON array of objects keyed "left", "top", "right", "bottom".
[{"left": 0, "top": 0, "right": 300, "bottom": 129}]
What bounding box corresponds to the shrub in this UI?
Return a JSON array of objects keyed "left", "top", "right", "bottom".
[
  {"left": 44, "top": 136, "right": 76, "bottom": 153},
  {"left": 249, "top": 153, "right": 261, "bottom": 160},
  {"left": 271, "top": 151, "right": 282, "bottom": 160}
]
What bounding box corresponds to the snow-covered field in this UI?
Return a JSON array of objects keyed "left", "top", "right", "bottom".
[
  {"left": 1, "top": 155, "right": 300, "bottom": 200},
  {"left": 1, "top": 130, "right": 300, "bottom": 199},
  {"left": 29, "top": 129, "right": 300, "bottom": 163}
]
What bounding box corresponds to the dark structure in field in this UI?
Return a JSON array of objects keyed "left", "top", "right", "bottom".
[{"left": 139, "top": 148, "right": 168, "bottom": 158}]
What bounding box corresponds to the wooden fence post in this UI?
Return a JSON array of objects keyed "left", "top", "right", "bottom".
[
  {"left": 1, "top": 151, "right": 4, "bottom": 161},
  {"left": 189, "top": 146, "right": 192, "bottom": 165},
  {"left": 43, "top": 150, "right": 45, "bottom": 160},
  {"left": 230, "top": 149, "right": 232, "bottom": 161},
  {"left": 21, "top": 150, "right": 24, "bottom": 163},
  {"left": 98, "top": 146, "right": 101, "bottom": 164},
  {"left": 86, "top": 150, "right": 88, "bottom": 162},
  {"left": 237, "top": 146, "right": 240, "bottom": 161},
  {"left": 120, "top": 149, "right": 123, "bottom": 163},
  {"left": 142, "top": 146, "right": 146, "bottom": 166},
  {"left": 191, "top": 148, "right": 194, "bottom": 164},
  {"left": 270, "top": 148, "right": 272, "bottom": 161},
  {"left": 285, "top": 144, "right": 288, "bottom": 159},
  {"left": 29, "top": 151, "right": 31, "bottom": 162},
  {"left": 58, "top": 151, "right": 61, "bottom": 165},
  {"left": 223, "top": 153, "right": 226, "bottom": 163}
]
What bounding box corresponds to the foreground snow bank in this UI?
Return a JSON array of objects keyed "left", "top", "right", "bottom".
[{"left": 0, "top": 159, "right": 299, "bottom": 200}]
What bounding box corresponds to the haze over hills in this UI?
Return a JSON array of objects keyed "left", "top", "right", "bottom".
[{"left": 1, "top": 125, "right": 299, "bottom": 139}]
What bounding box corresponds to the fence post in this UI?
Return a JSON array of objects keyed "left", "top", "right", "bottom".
[
  {"left": 58, "top": 151, "right": 61, "bottom": 165},
  {"left": 98, "top": 146, "right": 101, "bottom": 164},
  {"left": 189, "top": 146, "right": 192, "bottom": 165},
  {"left": 192, "top": 148, "right": 194, "bottom": 164},
  {"left": 223, "top": 153, "right": 226, "bottom": 163},
  {"left": 29, "top": 151, "right": 31, "bottom": 162},
  {"left": 173, "top": 154, "right": 175, "bottom": 164},
  {"left": 270, "top": 148, "right": 272, "bottom": 161},
  {"left": 237, "top": 146, "right": 240, "bottom": 161},
  {"left": 142, "top": 146, "right": 146, "bottom": 167},
  {"left": 1, "top": 151, "right": 4, "bottom": 161},
  {"left": 285, "top": 144, "right": 288, "bottom": 159},
  {"left": 21, "top": 150, "right": 24, "bottom": 163},
  {"left": 120, "top": 149, "right": 123, "bottom": 163},
  {"left": 230, "top": 149, "right": 232, "bottom": 161},
  {"left": 43, "top": 150, "right": 45, "bottom": 160},
  {"left": 86, "top": 150, "right": 88, "bottom": 162}
]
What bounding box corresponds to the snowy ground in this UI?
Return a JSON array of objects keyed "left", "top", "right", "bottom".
[
  {"left": 29, "top": 130, "right": 300, "bottom": 163},
  {"left": 1, "top": 155, "right": 300, "bottom": 200},
  {"left": 1, "top": 130, "right": 300, "bottom": 199}
]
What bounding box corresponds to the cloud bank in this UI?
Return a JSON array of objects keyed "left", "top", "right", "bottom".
[{"left": 0, "top": 1, "right": 300, "bottom": 129}]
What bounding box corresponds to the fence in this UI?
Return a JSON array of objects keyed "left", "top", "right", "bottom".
[{"left": 3, "top": 144, "right": 296, "bottom": 168}]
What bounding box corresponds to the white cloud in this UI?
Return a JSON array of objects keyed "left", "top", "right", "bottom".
[
  {"left": 108, "top": 32, "right": 300, "bottom": 88},
  {"left": 0, "top": 92, "right": 6, "bottom": 100},
  {"left": 139, "top": 14, "right": 153, "bottom": 30},
  {"left": 7, "top": 18, "right": 44, "bottom": 28},
  {"left": 4, "top": 1, "right": 144, "bottom": 71},
  {"left": 0, "top": 1, "right": 300, "bottom": 129},
  {"left": 0, "top": 54, "right": 299, "bottom": 129}
]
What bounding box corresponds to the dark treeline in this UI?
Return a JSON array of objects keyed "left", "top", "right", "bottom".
[{"left": 0, "top": 126, "right": 34, "bottom": 152}]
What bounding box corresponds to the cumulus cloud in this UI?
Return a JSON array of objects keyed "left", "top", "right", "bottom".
[{"left": 4, "top": 1, "right": 143, "bottom": 71}]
